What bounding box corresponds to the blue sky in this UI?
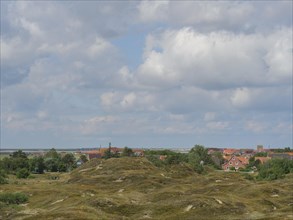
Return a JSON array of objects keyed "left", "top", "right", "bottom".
[{"left": 1, "top": 1, "right": 292, "bottom": 149}]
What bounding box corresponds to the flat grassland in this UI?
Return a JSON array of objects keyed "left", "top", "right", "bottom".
[{"left": 1, "top": 157, "right": 292, "bottom": 220}]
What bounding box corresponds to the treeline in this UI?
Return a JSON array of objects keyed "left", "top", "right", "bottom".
[
  {"left": 270, "top": 147, "right": 292, "bottom": 153},
  {"left": 145, "top": 145, "right": 220, "bottom": 174},
  {"left": 0, "top": 149, "right": 87, "bottom": 183}
]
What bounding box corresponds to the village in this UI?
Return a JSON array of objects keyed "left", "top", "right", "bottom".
[{"left": 73, "top": 144, "right": 293, "bottom": 172}]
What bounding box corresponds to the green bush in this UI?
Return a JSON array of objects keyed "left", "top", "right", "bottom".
[
  {"left": 16, "top": 168, "right": 30, "bottom": 179},
  {"left": 165, "top": 153, "right": 188, "bottom": 165},
  {"left": 146, "top": 155, "right": 165, "bottom": 167},
  {"left": 0, "top": 169, "right": 8, "bottom": 184},
  {"left": 257, "top": 159, "right": 293, "bottom": 180},
  {"left": 0, "top": 192, "right": 28, "bottom": 204}
]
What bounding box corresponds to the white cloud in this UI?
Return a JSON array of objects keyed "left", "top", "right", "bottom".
[
  {"left": 231, "top": 88, "right": 251, "bottom": 108},
  {"left": 138, "top": 1, "right": 168, "bottom": 22},
  {"left": 245, "top": 120, "right": 266, "bottom": 133},
  {"left": 1, "top": 1, "right": 292, "bottom": 148},
  {"left": 137, "top": 27, "right": 292, "bottom": 90},
  {"left": 137, "top": 1, "right": 292, "bottom": 32},
  {"left": 120, "top": 93, "right": 137, "bottom": 109},
  {"left": 206, "top": 121, "right": 229, "bottom": 130},
  {"left": 87, "top": 37, "right": 114, "bottom": 59}
]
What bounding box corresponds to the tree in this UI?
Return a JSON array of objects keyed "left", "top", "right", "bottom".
[
  {"left": 44, "top": 158, "right": 59, "bottom": 172},
  {"left": 45, "top": 148, "right": 60, "bottom": 159},
  {"left": 247, "top": 157, "right": 261, "bottom": 170},
  {"left": 62, "top": 153, "right": 76, "bottom": 171},
  {"left": 211, "top": 151, "right": 224, "bottom": 168},
  {"left": 30, "top": 157, "right": 45, "bottom": 174},
  {"left": 44, "top": 148, "right": 63, "bottom": 172},
  {"left": 189, "top": 145, "right": 214, "bottom": 164},
  {"left": 103, "top": 149, "right": 119, "bottom": 159},
  {"left": 6, "top": 150, "right": 30, "bottom": 173},
  {"left": 11, "top": 150, "right": 27, "bottom": 159},
  {"left": 122, "top": 147, "right": 134, "bottom": 157},
  {"left": 79, "top": 155, "right": 88, "bottom": 163},
  {"left": 188, "top": 145, "right": 214, "bottom": 173},
  {"left": 103, "top": 149, "right": 113, "bottom": 159},
  {"left": 254, "top": 152, "right": 268, "bottom": 157},
  {"left": 58, "top": 162, "right": 67, "bottom": 172}
]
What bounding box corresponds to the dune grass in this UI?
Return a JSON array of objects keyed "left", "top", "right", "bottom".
[{"left": 0, "top": 157, "right": 292, "bottom": 219}]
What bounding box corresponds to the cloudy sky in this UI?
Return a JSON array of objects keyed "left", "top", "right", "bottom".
[{"left": 1, "top": 1, "right": 292, "bottom": 149}]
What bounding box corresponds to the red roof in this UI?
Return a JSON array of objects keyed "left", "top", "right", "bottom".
[
  {"left": 237, "top": 157, "right": 249, "bottom": 165},
  {"left": 223, "top": 149, "right": 237, "bottom": 155}
]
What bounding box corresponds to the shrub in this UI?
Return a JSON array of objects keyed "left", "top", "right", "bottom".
[
  {"left": 0, "top": 169, "right": 8, "bottom": 184},
  {"left": 146, "top": 155, "right": 165, "bottom": 167},
  {"left": 257, "top": 159, "right": 293, "bottom": 180},
  {"left": 165, "top": 153, "right": 188, "bottom": 165},
  {"left": 0, "top": 192, "right": 28, "bottom": 204},
  {"left": 16, "top": 168, "right": 30, "bottom": 179}
]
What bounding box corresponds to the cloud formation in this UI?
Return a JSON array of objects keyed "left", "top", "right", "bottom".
[{"left": 1, "top": 1, "right": 292, "bottom": 148}]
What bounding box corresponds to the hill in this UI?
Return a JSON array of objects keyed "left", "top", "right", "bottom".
[{"left": 1, "top": 157, "right": 292, "bottom": 219}]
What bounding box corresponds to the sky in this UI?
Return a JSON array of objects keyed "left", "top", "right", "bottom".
[{"left": 1, "top": 1, "right": 292, "bottom": 149}]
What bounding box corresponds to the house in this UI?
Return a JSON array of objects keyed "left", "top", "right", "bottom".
[
  {"left": 239, "top": 149, "right": 254, "bottom": 155},
  {"left": 222, "top": 155, "right": 246, "bottom": 171},
  {"left": 133, "top": 149, "right": 144, "bottom": 157},
  {"left": 223, "top": 148, "right": 239, "bottom": 156},
  {"left": 85, "top": 152, "right": 102, "bottom": 160},
  {"left": 83, "top": 150, "right": 103, "bottom": 160},
  {"left": 237, "top": 156, "right": 249, "bottom": 165}
]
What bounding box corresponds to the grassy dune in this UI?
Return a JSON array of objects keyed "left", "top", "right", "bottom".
[{"left": 1, "top": 157, "right": 292, "bottom": 219}]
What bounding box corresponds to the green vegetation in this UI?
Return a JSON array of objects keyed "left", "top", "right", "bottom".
[
  {"left": 245, "top": 156, "right": 262, "bottom": 171},
  {"left": 121, "top": 147, "right": 134, "bottom": 157},
  {"left": 257, "top": 159, "right": 293, "bottom": 180},
  {"left": 0, "top": 169, "right": 8, "bottom": 184},
  {"left": 30, "top": 156, "right": 45, "bottom": 174},
  {"left": 44, "top": 148, "right": 77, "bottom": 172},
  {"left": 79, "top": 154, "right": 88, "bottom": 163},
  {"left": 271, "top": 147, "right": 292, "bottom": 153},
  {"left": 1, "top": 157, "right": 292, "bottom": 220},
  {"left": 103, "top": 149, "right": 119, "bottom": 159},
  {"left": 188, "top": 145, "right": 215, "bottom": 173},
  {"left": 254, "top": 152, "right": 268, "bottom": 157},
  {"left": 0, "top": 149, "right": 78, "bottom": 182},
  {"left": 16, "top": 168, "right": 30, "bottom": 179},
  {"left": 144, "top": 149, "right": 176, "bottom": 156},
  {"left": 145, "top": 145, "right": 220, "bottom": 174},
  {"left": 0, "top": 192, "right": 28, "bottom": 205},
  {"left": 1, "top": 147, "right": 293, "bottom": 219}
]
